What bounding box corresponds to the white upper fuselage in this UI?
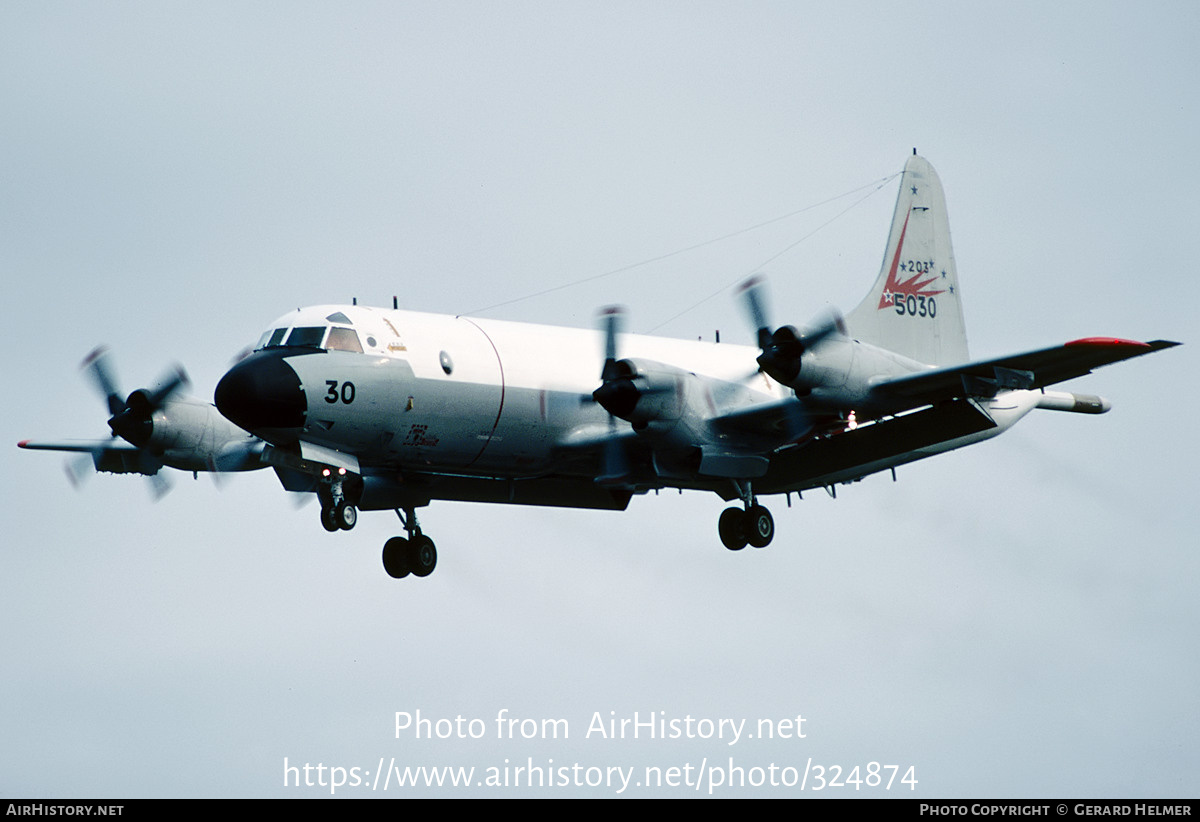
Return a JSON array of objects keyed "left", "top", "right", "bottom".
[{"left": 249, "top": 304, "right": 789, "bottom": 476}]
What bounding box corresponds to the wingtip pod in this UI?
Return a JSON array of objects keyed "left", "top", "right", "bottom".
[{"left": 1036, "top": 391, "right": 1111, "bottom": 414}]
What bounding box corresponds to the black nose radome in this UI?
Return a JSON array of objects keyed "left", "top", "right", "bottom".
[{"left": 215, "top": 351, "right": 306, "bottom": 432}]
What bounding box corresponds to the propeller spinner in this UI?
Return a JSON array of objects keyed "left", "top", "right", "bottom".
[
  {"left": 736, "top": 275, "right": 844, "bottom": 387},
  {"left": 82, "top": 347, "right": 190, "bottom": 447}
]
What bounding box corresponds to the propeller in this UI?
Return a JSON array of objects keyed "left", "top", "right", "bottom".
[
  {"left": 592, "top": 307, "right": 640, "bottom": 420},
  {"left": 76, "top": 347, "right": 191, "bottom": 498},
  {"left": 736, "top": 275, "right": 844, "bottom": 387},
  {"left": 81, "top": 346, "right": 125, "bottom": 417},
  {"left": 82, "top": 347, "right": 190, "bottom": 447},
  {"left": 592, "top": 307, "right": 633, "bottom": 483}
]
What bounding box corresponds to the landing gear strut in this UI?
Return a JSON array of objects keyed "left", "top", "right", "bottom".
[
  {"left": 381, "top": 507, "right": 438, "bottom": 579},
  {"left": 718, "top": 482, "right": 774, "bottom": 551}
]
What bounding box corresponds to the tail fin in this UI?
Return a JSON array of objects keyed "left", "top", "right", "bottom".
[{"left": 844, "top": 153, "right": 969, "bottom": 366}]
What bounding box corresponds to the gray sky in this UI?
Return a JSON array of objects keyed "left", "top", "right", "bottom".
[{"left": 2, "top": 1, "right": 1196, "bottom": 798}]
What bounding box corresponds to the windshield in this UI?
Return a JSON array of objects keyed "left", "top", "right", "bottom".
[
  {"left": 285, "top": 327, "right": 326, "bottom": 348},
  {"left": 255, "top": 328, "right": 289, "bottom": 350},
  {"left": 254, "top": 325, "right": 363, "bottom": 353}
]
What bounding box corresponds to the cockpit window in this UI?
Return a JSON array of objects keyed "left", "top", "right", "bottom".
[
  {"left": 256, "top": 328, "right": 289, "bottom": 350},
  {"left": 325, "top": 311, "right": 353, "bottom": 324},
  {"left": 254, "top": 324, "right": 363, "bottom": 352},
  {"left": 325, "top": 326, "right": 363, "bottom": 353},
  {"left": 286, "top": 326, "right": 326, "bottom": 348}
]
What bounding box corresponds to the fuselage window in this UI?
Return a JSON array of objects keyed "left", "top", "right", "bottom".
[
  {"left": 325, "top": 326, "right": 364, "bottom": 353},
  {"left": 286, "top": 326, "right": 327, "bottom": 348}
]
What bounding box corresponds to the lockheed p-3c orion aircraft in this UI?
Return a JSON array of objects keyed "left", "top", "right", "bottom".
[{"left": 21, "top": 153, "right": 1178, "bottom": 580}]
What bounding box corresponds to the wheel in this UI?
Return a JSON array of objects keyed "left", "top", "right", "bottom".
[
  {"left": 335, "top": 501, "right": 357, "bottom": 531},
  {"left": 718, "top": 507, "right": 747, "bottom": 551},
  {"left": 746, "top": 504, "right": 774, "bottom": 548},
  {"left": 408, "top": 535, "right": 437, "bottom": 577},
  {"left": 383, "top": 537, "right": 410, "bottom": 578},
  {"left": 320, "top": 505, "right": 339, "bottom": 532}
]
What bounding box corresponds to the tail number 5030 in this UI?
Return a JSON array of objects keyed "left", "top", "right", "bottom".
[{"left": 891, "top": 293, "right": 937, "bottom": 318}]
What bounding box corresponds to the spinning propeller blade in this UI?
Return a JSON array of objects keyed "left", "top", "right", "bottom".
[
  {"left": 736, "top": 275, "right": 844, "bottom": 386},
  {"left": 593, "top": 307, "right": 632, "bottom": 483},
  {"left": 71, "top": 347, "right": 195, "bottom": 498},
  {"left": 81, "top": 347, "right": 124, "bottom": 417}
]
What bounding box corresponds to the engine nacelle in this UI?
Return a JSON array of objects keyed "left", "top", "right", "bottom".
[
  {"left": 593, "top": 358, "right": 726, "bottom": 458},
  {"left": 144, "top": 396, "right": 264, "bottom": 471},
  {"left": 777, "top": 338, "right": 924, "bottom": 414},
  {"left": 594, "top": 357, "right": 691, "bottom": 428}
]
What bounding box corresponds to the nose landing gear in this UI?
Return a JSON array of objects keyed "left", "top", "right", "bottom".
[
  {"left": 318, "top": 469, "right": 358, "bottom": 531},
  {"left": 320, "top": 500, "right": 358, "bottom": 532}
]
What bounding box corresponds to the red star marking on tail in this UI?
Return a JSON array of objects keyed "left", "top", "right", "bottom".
[{"left": 877, "top": 210, "right": 946, "bottom": 310}]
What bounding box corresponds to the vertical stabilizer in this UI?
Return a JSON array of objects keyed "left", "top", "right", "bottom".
[{"left": 844, "top": 154, "right": 968, "bottom": 366}]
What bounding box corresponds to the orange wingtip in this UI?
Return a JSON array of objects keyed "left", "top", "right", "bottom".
[{"left": 1064, "top": 337, "right": 1149, "bottom": 348}]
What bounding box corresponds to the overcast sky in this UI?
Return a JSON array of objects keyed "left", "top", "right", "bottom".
[{"left": 2, "top": 1, "right": 1196, "bottom": 798}]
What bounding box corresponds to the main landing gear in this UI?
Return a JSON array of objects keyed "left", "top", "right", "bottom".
[
  {"left": 718, "top": 481, "right": 775, "bottom": 551},
  {"left": 381, "top": 507, "right": 438, "bottom": 580}
]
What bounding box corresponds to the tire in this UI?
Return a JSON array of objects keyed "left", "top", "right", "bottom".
[
  {"left": 383, "top": 537, "right": 410, "bottom": 579},
  {"left": 320, "top": 505, "right": 339, "bottom": 532},
  {"left": 746, "top": 505, "right": 774, "bottom": 548},
  {"left": 718, "top": 507, "right": 747, "bottom": 551},
  {"left": 335, "top": 501, "right": 357, "bottom": 531},
  {"left": 408, "top": 535, "right": 437, "bottom": 577}
]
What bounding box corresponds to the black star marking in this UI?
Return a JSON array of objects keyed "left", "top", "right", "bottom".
[{"left": 911, "top": 186, "right": 918, "bottom": 195}]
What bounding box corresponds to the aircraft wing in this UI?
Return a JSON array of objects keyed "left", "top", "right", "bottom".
[
  {"left": 870, "top": 338, "right": 1180, "bottom": 408},
  {"left": 18, "top": 439, "right": 128, "bottom": 454},
  {"left": 18, "top": 439, "right": 161, "bottom": 475},
  {"left": 709, "top": 397, "right": 845, "bottom": 442},
  {"left": 711, "top": 398, "right": 799, "bottom": 436}
]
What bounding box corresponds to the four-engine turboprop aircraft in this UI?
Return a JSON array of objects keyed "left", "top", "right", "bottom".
[{"left": 20, "top": 153, "right": 1178, "bottom": 580}]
